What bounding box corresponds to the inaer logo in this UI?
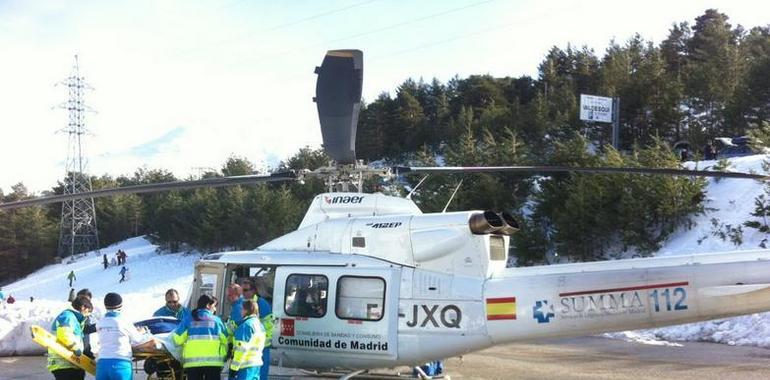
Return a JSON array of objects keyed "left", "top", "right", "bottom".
[{"left": 324, "top": 195, "right": 365, "bottom": 205}]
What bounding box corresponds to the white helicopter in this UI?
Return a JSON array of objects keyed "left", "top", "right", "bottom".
[{"left": 4, "top": 50, "right": 770, "bottom": 378}]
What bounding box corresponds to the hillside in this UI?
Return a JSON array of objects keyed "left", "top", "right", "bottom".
[{"left": 0, "top": 237, "right": 197, "bottom": 355}]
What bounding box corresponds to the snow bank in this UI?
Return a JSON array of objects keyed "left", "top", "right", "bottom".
[
  {"left": 0, "top": 237, "right": 198, "bottom": 356},
  {"left": 659, "top": 154, "right": 770, "bottom": 256}
]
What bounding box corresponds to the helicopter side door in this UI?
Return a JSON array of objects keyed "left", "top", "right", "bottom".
[{"left": 273, "top": 266, "right": 399, "bottom": 366}]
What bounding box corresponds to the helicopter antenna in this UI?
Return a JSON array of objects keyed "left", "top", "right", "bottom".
[
  {"left": 406, "top": 175, "right": 429, "bottom": 200},
  {"left": 442, "top": 178, "right": 464, "bottom": 213}
]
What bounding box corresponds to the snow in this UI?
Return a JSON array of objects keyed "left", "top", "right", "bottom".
[
  {"left": 0, "top": 237, "right": 198, "bottom": 355},
  {"left": 602, "top": 331, "right": 683, "bottom": 347},
  {"left": 659, "top": 154, "right": 770, "bottom": 256}
]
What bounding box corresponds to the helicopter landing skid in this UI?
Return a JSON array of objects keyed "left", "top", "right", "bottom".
[{"left": 269, "top": 367, "right": 450, "bottom": 380}]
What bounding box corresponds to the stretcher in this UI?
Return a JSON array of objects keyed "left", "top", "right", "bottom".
[
  {"left": 30, "top": 324, "right": 97, "bottom": 375},
  {"left": 31, "top": 317, "right": 184, "bottom": 380}
]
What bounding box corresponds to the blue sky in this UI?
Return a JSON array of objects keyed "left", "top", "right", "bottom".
[{"left": 1, "top": 0, "right": 767, "bottom": 192}]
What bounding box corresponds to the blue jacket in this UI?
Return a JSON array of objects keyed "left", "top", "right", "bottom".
[
  {"left": 172, "top": 309, "right": 228, "bottom": 368},
  {"left": 229, "top": 296, "right": 245, "bottom": 326},
  {"left": 230, "top": 315, "right": 265, "bottom": 371},
  {"left": 256, "top": 296, "right": 273, "bottom": 347},
  {"left": 153, "top": 305, "right": 191, "bottom": 321},
  {"left": 47, "top": 309, "right": 86, "bottom": 371},
  {"left": 229, "top": 296, "right": 274, "bottom": 347}
]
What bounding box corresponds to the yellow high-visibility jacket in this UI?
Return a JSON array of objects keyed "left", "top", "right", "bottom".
[
  {"left": 172, "top": 309, "right": 228, "bottom": 368},
  {"left": 230, "top": 314, "right": 266, "bottom": 372},
  {"left": 47, "top": 309, "right": 86, "bottom": 372}
]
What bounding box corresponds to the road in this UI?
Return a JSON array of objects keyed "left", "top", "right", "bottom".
[{"left": 3, "top": 337, "right": 770, "bottom": 379}]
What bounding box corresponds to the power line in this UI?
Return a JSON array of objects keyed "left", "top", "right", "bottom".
[
  {"left": 320, "top": 0, "right": 494, "bottom": 47},
  {"left": 225, "top": 0, "right": 495, "bottom": 68},
  {"left": 258, "top": 0, "right": 380, "bottom": 34},
  {"left": 176, "top": 0, "right": 380, "bottom": 56},
  {"left": 370, "top": 20, "right": 517, "bottom": 62}
]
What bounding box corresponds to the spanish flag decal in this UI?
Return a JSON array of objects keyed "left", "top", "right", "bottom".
[{"left": 486, "top": 297, "right": 517, "bottom": 320}]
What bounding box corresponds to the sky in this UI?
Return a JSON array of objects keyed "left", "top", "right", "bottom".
[{"left": 1, "top": 0, "right": 768, "bottom": 193}]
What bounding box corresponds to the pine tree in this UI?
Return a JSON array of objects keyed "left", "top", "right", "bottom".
[
  {"left": 684, "top": 9, "right": 741, "bottom": 138},
  {"left": 392, "top": 89, "right": 426, "bottom": 154}
]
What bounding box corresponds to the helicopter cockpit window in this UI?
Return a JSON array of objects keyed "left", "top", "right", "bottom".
[
  {"left": 284, "top": 274, "right": 328, "bottom": 318},
  {"left": 336, "top": 276, "right": 385, "bottom": 321}
]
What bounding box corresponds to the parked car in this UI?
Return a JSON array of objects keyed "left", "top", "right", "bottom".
[{"left": 715, "top": 136, "right": 758, "bottom": 158}]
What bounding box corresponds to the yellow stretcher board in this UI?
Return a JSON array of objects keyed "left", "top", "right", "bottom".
[{"left": 30, "top": 324, "right": 96, "bottom": 375}]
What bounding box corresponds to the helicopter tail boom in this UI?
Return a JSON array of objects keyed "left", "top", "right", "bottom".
[{"left": 483, "top": 250, "right": 770, "bottom": 344}]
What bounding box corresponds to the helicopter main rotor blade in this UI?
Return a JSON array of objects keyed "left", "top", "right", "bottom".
[
  {"left": 0, "top": 172, "right": 297, "bottom": 211},
  {"left": 393, "top": 166, "right": 770, "bottom": 180},
  {"left": 314, "top": 49, "right": 363, "bottom": 165}
]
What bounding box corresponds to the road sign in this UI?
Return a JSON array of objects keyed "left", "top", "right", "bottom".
[{"left": 580, "top": 94, "right": 613, "bottom": 123}]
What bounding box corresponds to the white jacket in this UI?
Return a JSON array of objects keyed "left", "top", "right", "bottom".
[{"left": 96, "top": 310, "right": 151, "bottom": 360}]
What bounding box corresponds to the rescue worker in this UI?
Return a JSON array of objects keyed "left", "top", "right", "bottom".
[
  {"left": 225, "top": 283, "right": 244, "bottom": 378},
  {"left": 67, "top": 271, "right": 76, "bottom": 287},
  {"left": 230, "top": 299, "right": 266, "bottom": 380},
  {"left": 76, "top": 289, "right": 97, "bottom": 359},
  {"left": 47, "top": 295, "right": 93, "bottom": 380},
  {"left": 226, "top": 284, "right": 244, "bottom": 327},
  {"left": 153, "top": 288, "right": 190, "bottom": 320},
  {"left": 172, "top": 294, "right": 229, "bottom": 380},
  {"left": 242, "top": 279, "right": 273, "bottom": 380},
  {"left": 95, "top": 292, "right": 155, "bottom": 380}
]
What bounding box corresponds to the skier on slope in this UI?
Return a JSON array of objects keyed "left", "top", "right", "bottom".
[{"left": 67, "top": 271, "right": 76, "bottom": 287}]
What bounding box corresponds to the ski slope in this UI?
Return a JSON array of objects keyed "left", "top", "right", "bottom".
[{"left": 0, "top": 237, "right": 198, "bottom": 355}]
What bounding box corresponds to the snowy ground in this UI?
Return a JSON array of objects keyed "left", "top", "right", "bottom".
[
  {"left": 0, "top": 237, "right": 198, "bottom": 355},
  {"left": 660, "top": 154, "right": 769, "bottom": 256}
]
